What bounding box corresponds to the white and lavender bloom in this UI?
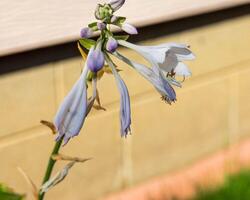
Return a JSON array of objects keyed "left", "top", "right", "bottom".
[
  {"left": 87, "top": 45, "right": 105, "bottom": 73},
  {"left": 118, "top": 40, "right": 195, "bottom": 77},
  {"left": 121, "top": 23, "right": 138, "bottom": 35},
  {"left": 105, "top": 54, "right": 131, "bottom": 136},
  {"left": 106, "top": 37, "right": 118, "bottom": 52},
  {"left": 53, "top": 0, "right": 195, "bottom": 144},
  {"left": 113, "top": 51, "right": 176, "bottom": 104},
  {"left": 80, "top": 27, "right": 93, "bottom": 38},
  {"left": 109, "top": 0, "right": 125, "bottom": 12},
  {"left": 54, "top": 66, "right": 89, "bottom": 145}
]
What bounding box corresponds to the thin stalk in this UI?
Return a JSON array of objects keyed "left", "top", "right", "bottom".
[{"left": 38, "top": 138, "right": 63, "bottom": 200}]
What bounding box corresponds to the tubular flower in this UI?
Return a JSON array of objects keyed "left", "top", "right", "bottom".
[
  {"left": 53, "top": 0, "right": 195, "bottom": 144},
  {"left": 113, "top": 51, "right": 176, "bottom": 103},
  {"left": 54, "top": 66, "right": 88, "bottom": 145},
  {"left": 118, "top": 40, "right": 195, "bottom": 77},
  {"left": 105, "top": 54, "right": 131, "bottom": 136}
]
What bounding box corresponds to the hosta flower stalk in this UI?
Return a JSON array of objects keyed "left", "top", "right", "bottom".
[{"left": 39, "top": 0, "right": 195, "bottom": 199}]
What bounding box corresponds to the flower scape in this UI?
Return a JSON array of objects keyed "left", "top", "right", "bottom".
[{"left": 54, "top": 0, "right": 196, "bottom": 145}]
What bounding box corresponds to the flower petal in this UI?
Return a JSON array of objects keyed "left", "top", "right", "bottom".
[
  {"left": 171, "top": 46, "right": 195, "bottom": 61},
  {"left": 54, "top": 66, "right": 88, "bottom": 145},
  {"left": 105, "top": 54, "right": 131, "bottom": 136},
  {"left": 158, "top": 51, "right": 178, "bottom": 73},
  {"left": 174, "top": 62, "right": 192, "bottom": 76},
  {"left": 114, "top": 51, "right": 176, "bottom": 103}
]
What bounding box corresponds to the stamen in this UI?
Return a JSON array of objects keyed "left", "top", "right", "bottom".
[{"left": 161, "top": 96, "right": 172, "bottom": 105}]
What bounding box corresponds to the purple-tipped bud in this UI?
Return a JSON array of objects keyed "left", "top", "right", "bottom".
[
  {"left": 109, "top": 0, "right": 125, "bottom": 11},
  {"left": 106, "top": 37, "right": 118, "bottom": 53},
  {"left": 87, "top": 46, "right": 104, "bottom": 73},
  {"left": 97, "top": 22, "right": 106, "bottom": 31},
  {"left": 121, "top": 23, "right": 138, "bottom": 35},
  {"left": 80, "top": 27, "right": 93, "bottom": 38}
]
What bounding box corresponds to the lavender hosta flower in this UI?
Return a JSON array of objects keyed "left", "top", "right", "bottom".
[
  {"left": 87, "top": 45, "right": 105, "bottom": 73},
  {"left": 118, "top": 40, "right": 195, "bottom": 76},
  {"left": 105, "top": 54, "right": 131, "bottom": 136},
  {"left": 80, "top": 27, "right": 93, "bottom": 38},
  {"left": 114, "top": 51, "right": 176, "bottom": 104},
  {"left": 121, "top": 23, "right": 138, "bottom": 35},
  {"left": 106, "top": 37, "right": 118, "bottom": 52},
  {"left": 109, "top": 0, "right": 125, "bottom": 12},
  {"left": 54, "top": 66, "right": 89, "bottom": 145}
]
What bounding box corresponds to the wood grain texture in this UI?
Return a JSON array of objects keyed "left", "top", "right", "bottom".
[{"left": 0, "top": 0, "right": 249, "bottom": 56}]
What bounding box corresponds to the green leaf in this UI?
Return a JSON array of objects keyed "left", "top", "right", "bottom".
[
  {"left": 79, "top": 38, "right": 96, "bottom": 50},
  {"left": 114, "top": 35, "right": 129, "bottom": 41},
  {"left": 86, "top": 71, "right": 96, "bottom": 82},
  {"left": 88, "top": 22, "right": 98, "bottom": 31},
  {"left": 115, "top": 16, "right": 126, "bottom": 25},
  {"left": 0, "top": 192, "right": 24, "bottom": 200},
  {"left": 0, "top": 184, "right": 24, "bottom": 200}
]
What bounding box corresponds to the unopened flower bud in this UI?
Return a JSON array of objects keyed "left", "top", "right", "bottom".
[
  {"left": 121, "top": 23, "right": 138, "bottom": 35},
  {"left": 109, "top": 0, "right": 125, "bottom": 12},
  {"left": 87, "top": 46, "right": 105, "bottom": 73},
  {"left": 110, "top": 15, "right": 118, "bottom": 23},
  {"left": 80, "top": 27, "right": 93, "bottom": 38},
  {"left": 95, "top": 4, "right": 113, "bottom": 20},
  {"left": 106, "top": 37, "right": 118, "bottom": 52},
  {"left": 97, "top": 22, "right": 106, "bottom": 30}
]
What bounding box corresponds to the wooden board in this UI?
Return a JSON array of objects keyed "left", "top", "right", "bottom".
[{"left": 0, "top": 0, "right": 249, "bottom": 56}]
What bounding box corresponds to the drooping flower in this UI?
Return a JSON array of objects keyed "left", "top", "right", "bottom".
[
  {"left": 113, "top": 51, "right": 176, "bottom": 103},
  {"left": 106, "top": 37, "right": 118, "bottom": 52},
  {"left": 105, "top": 54, "right": 131, "bottom": 136},
  {"left": 109, "top": 0, "right": 125, "bottom": 12},
  {"left": 52, "top": 0, "right": 195, "bottom": 145},
  {"left": 54, "top": 66, "right": 89, "bottom": 145},
  {"left": 118, "top": 40, "right": 195, "bottom": 77},
  {"left": 80, "top": 27, "right": 93, "bottom": 38},
  {"left": 87, "top": 45, "right": 105, "bottom": 73}
]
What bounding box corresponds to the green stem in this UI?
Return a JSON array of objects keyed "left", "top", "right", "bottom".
[{"left": 38, "top": 138, "right": 63, "bottom": 200}]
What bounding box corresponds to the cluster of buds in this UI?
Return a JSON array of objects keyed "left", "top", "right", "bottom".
[
  {"left": 81, "top": 0, "right": 137, "bottom": 38},
  {"left": 53, "top": 0, "right": 195, "bottom": 145}
]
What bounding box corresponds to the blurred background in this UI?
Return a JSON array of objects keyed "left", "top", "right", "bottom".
[{"left": 0, "top": 0, "right": 250, "bottom": 200}]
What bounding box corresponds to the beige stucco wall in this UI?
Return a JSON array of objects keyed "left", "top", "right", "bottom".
[{"left": 0, "top": 15, "right": 250, "bottom": 200}]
